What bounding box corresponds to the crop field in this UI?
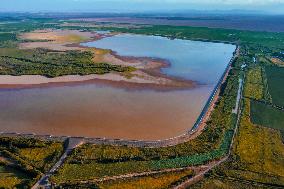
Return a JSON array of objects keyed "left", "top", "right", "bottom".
[
  {"left": 192, "top": 64, "right": 284, "bottom": 188},
  {"left": 192, "top": 99, "right": 284, "bottom": 188},
  {"left": 251, "top": 100, "right": 284, "bottom": 132},
  {"left": 0, "top": 137, "right": 64, "bottom": 188},
  {"left": 52, "top": 116, "right": 236, "bottom": 183},
  {"left": 99, "top": 169, "right": 194, "bottom": 189},
  {"left": 0, "top": 164, "right": 32, "bottom": 188},
  {"left": 243, "top": 66, "right": 264, "bottom": 100},
  {"left": 0, "top": 137, "right": 64, "bottom": 171},
  {"left": 57, "top": 169, "right": 194, "bottom": 189},
  {"left": 265, "top": 66, "right": 284, "bottom": 107},
  {"left": 250, "top": 66, "right": 284, "bottom": 140}
]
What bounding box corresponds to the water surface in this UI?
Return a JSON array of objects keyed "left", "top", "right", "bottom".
[
  {"left": 0, "top": 34, "right": 235, "bottom": 140},
  {"left": 83, "top": 34, "right": 235, "bottom": 84}
]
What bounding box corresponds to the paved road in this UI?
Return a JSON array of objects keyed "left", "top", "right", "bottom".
[
  {"left": 232, "top": 78, "right": 243, "bottom": 114},
  {"left": 31, "top": 138, "right": 84, "bottom": 189}
]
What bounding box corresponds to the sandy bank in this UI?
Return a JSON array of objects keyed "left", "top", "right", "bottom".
[
  {"left": 0, "top": 70, "right": 194, "bottom": 90},
  {"left": 0, "top": 73, "right": 156, "bottom": 85}
]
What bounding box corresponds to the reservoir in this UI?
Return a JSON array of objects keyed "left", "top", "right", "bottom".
[{"left": 0, "top": 34, "right": 235, "bottom": 140}]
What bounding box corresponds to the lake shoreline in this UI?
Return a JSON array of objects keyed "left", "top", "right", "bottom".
[{"left": 4, "top": 30, "right": 196, "bottom": 90}]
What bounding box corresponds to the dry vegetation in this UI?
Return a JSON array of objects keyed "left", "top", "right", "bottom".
[{"left": 19, "top": 29, "right": 93, "bottom": 51}]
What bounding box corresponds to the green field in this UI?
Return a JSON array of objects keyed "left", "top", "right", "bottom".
[
  {"left": 251, "top": 100, "right": 284, "bottom": 132},
  {"left": 265, "top": 66, "right": 284, "bottom": 107}
]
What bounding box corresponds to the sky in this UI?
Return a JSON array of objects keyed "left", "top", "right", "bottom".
[{"left": 0, "top": 0, "right": 284, "bottom": 14}]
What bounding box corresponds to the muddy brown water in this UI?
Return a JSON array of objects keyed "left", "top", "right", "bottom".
[{"left": 0, "top": 34, "right": 235, "bottom": 140}]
